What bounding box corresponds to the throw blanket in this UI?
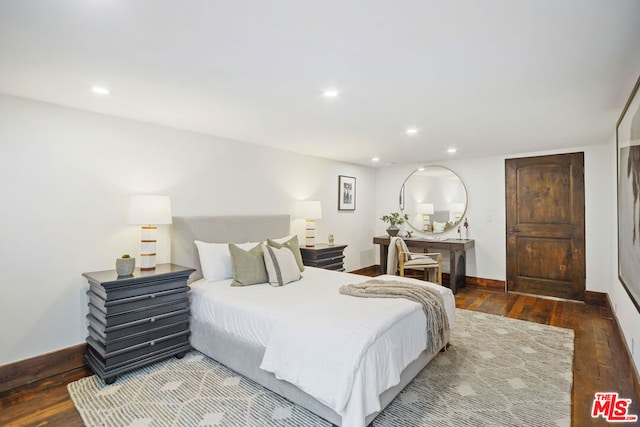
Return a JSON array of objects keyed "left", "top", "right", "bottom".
[
  {"left": 386, "top": 236, "right": 401, "bottom": 274},
  {"left": 339, "top": 279, "right": 449, "bottom": 355}
]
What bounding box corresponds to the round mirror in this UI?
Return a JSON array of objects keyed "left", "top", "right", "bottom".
[{"left": 400, "top": 166, "right": 468, "bottom": 234}]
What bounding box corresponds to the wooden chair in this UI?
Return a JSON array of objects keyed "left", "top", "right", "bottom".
[{"left": 395, "top": 238, "right": 442, "bottom": 284}]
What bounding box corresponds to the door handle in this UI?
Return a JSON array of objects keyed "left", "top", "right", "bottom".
[{"left": 508, "top": 227, "right": 516, "bottom": 234}]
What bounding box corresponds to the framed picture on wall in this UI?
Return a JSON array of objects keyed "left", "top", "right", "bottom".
[
  {"left": 338, "top": 175, "right": 356, "bottom": 211},
  {"left": 617, "top": 73, "right": 640, "bottom": 313}
]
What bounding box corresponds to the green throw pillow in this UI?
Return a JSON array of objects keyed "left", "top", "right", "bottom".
[
  {"left": 229, "top": 243, "right": 268, "bottom": 286},
  {"left": 267, "top": 235, "right": 305, "bottom": 272}
]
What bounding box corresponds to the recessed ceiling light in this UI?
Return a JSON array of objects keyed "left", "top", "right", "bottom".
[
  {"left": 371, "top": 157, "right": 380, "bottom": 162},
  {"left": 406, "top": 128, "right": 418, "bottom": 135},
  {"left": 447, "top": 148, "right": 457, "bottom": 154},
  {"left": 90, "top": 86, "right": 110, "bottom": 95},
  {"left": 323, "top": 89, "right": 339, "bottom": 98},
  {"left": 418, "top": 167, "right": 425, "bottom": 171}
]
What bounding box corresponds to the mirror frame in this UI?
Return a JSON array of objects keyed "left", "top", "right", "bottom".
[{"left": 400, "top": 166, "right": 468, "bottom": 235}]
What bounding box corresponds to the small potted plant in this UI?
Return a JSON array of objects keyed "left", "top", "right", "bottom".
[
  {"left": 380, "top": 212, "right": 409, "bottom": 237},
  {"left": 116, "top": 254, "right": 136, "bottom": 277}
]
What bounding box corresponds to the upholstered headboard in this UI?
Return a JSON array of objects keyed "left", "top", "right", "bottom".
[{"left": 171, "top": 215, "right": 291, "bottom": 282}]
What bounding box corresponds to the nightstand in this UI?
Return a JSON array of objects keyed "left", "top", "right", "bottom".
[
  {"left": 299, "top": 244, "right": 347, "bottom": 271},
  {"left": 82, "top": 263, "right": 195, "bottom": 384}
]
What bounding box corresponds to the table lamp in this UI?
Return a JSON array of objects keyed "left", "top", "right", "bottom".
[
  {"left": 128, "top": 195, "right": 172, "bottom": 270},
  {"left": 417, "top": 203, "right": 434, "bottom": 232},
  {"left": 450, "top": 202, "right": 465, "bottom": 222},
  {"left": 294, "top": 201, "right": 322, "bottom": 247}
]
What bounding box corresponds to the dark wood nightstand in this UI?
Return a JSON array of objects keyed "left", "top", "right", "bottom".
[
  {"left": 300, "top": 244, "right": 347, "bottom": 271},
  {"left": 82, "top": 263, "right": 195, "bottom": 384}
]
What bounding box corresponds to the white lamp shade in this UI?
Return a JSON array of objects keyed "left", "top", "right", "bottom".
[
  {"left": 294, "top": 200, "right": 322, "bottom": 220},
  {"left": 128, "top": 195, "right": 173, "bottom": 225},
  {"left": 417, "top": 203, "right": 434, "bottom": 215}
]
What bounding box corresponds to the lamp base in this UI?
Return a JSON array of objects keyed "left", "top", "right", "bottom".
[
  {"left": 140, "top": 226, "right": 158, "bottom": 270},
  {"left": 305, "top": 219, "right": 316, "bottom": 248},
  {"left": 423, "top": 215, "right": 431, "bottom": 232}
]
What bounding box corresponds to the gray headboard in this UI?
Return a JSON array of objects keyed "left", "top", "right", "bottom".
[{"left": 171, "top": 215, "right": 291, "bottom": 282}]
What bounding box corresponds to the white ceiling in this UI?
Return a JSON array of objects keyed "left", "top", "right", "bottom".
[{"left": 1, "top": 0, "right": 639, "bottom": 166}]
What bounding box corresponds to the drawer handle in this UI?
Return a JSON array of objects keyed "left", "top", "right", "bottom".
[
  {"left": 149, "top": 317, "right": 155, "bottom": 323},
  {"left": 149, "top": 294, "right": 155, "bottom": 299},
  {"left": 150, "top": 340, "right": 155, "bottom": 346}
]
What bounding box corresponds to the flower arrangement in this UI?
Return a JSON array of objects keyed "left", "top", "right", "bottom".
[{"left": 380, "top": 212, "right": 409, "bottom": 225}]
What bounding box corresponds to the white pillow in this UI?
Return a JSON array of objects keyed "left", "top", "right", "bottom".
[
  {"left": 195, "top": 240, "right": 257, "bottom": 281},
  {"left": 262, "top": 243, "right": 301, "bottom": 287},
  {"left": 432, "top": 221, "right": 446, "bottom": 233}
]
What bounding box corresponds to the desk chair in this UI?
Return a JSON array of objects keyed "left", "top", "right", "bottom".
[{"left": 395, "top": 238, "right": 442, "bottom": 284}]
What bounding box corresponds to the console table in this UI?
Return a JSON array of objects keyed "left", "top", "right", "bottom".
[{"left": 373, "top": 236, "right": 475, "bottom": 293}]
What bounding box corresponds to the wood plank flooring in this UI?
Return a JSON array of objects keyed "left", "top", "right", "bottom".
[
  {"left": 0, "top": 366, "right": 89, "bottom": 427},
  {"left": 1, "top": 280, "right": 637, "bottom": 426},
  {"left": 454, "top": 288, "right": 639, "bottom": 426}
]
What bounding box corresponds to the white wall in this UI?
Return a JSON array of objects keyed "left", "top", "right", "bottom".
[
  {"left": 374, "top": 144, "right": 612, "bottom": 294},
  {"left": 0, "top": 94, "right": 377, "bottom": 365},
  {"left": 607, "top": 133, "right": 640, "bottom": 376},
  {"left": 375, "top": 157, "right": 503, "bottom": 277}
]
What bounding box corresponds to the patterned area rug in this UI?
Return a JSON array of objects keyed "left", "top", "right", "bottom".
[{"left": 68, "top": 309, "right": 574, "bottom": 427}]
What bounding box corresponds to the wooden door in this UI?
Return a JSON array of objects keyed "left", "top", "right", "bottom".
[{"left": 505, "top": 153, "right": 585, "bottom": 300}]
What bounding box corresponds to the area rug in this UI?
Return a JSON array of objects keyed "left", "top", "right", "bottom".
[{"left": 68, "top": 309, "right": 574, "bottom": 427}]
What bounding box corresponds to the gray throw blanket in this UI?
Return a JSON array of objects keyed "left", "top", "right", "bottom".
[{"left": 339, "top": 279, "right": 449, "bottom": 355}]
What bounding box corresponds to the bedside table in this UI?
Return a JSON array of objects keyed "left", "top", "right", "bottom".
[
  {"left": 82, "top": 263, "right": 195, "bottom": 384},
  {"left": 299, "top": 244, "right": 347, "bottom": 271}
]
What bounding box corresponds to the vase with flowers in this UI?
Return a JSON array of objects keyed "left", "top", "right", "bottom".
[{"left": 380, "top": 212, "right": 409, "bottom": 237}]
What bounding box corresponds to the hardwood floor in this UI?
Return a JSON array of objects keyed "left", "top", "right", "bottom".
[
  {"left": 454, "top": 287, "right": 639, "bottom": 426},
  {"left": 1, "top": 280, "right": 637, "bottom": 427},
  {"left": 0, "top": 366, "right": 89, "bottom": 427}
]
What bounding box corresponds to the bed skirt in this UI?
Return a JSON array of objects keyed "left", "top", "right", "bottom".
[{"left": 190, "top": 317, "right": 450, "bottom": 426}]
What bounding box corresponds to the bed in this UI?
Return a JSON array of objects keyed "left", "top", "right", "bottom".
[{"left": 172, "top": 215, "right": 455, "bottom": 427}]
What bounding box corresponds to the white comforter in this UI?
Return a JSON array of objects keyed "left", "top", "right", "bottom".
[{"left": 190, "top": 267, "right": 455, "bottom": 427}]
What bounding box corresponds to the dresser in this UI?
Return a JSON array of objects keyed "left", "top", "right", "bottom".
[
  {"left": 300, "top": 244, "right": 347, "bottom": 271},
  {"left": 82, "top": 263, "right": 195, "bottom": 384}
]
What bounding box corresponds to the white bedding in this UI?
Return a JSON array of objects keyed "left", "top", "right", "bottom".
[{"left": 189, "top": 267, "right": 455, "bottom": 427}]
